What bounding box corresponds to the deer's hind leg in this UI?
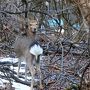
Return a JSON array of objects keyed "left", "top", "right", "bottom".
[
  {"left": 17, "top": 58, "right": 22, "bottom": 78},
  {"left": 26, "top": 54, "right": 35, "bottom": 90},
  {"left": 17, "top": 57, "right": 27, "bottom": 81},
  {"left": 25, "top": 63, "right": 28, "bottom": 81}
]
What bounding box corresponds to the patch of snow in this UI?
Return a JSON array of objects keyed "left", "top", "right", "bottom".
[
  {"left": 0, "top": 79, "right": 9, "bottom": 86},
  {"left": 0, "top": 79, "right": 30, "bottom": 90},
  {"left": 0, "top": 57, "right": 30, "bottom": 90},
  {"left": 0, "top": 57, "right": 18, "bottom": 63},
  {"left": 13, "top": 82, "right": 30, "bottom": 90},
  {"left": 10, "top": 61, "right": 26, "bottom": 74}
]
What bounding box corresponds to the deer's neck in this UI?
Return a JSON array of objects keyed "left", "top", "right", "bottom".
[{"left": 26, "top": 30, "right": 36, "bottom": 40}]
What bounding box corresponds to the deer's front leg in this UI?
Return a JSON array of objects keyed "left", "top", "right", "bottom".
[
  {"left": 36, "top": 64, "right": 43, "bottom": 89},
  {"left": 29, "top": 65, "right": 35, "bottom": 90}
]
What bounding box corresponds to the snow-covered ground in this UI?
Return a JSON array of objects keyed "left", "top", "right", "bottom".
[
  {"left": 13, "top": 82, "right": 30, "bottom": 90},
  {"left": 0, "top": 79, "right": 30, "bottom": 90},
  {"left": 0, "top": 57, "right": 30, "bottom": 90},
  {"left": 0, "top": 57, "right": 18, "bottom": 63},
  {"left": 0, "top": 57, "right": 26, "bottom": 74}
]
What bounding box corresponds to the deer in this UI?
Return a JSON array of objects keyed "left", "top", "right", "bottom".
[{"left": 14, "top": 19, "right": 43, "bottom": 90}]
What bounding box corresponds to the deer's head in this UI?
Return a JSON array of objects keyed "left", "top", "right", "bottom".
[{"left": 29, "top": 20, "right": 38, "bottom": 34}]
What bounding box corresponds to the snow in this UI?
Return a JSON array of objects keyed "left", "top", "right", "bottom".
[
  {"left": 13, "top": 82, "right": 30, "bottom": 90},
  {"left": 0, "top": 57, "right": 30, "bottom": 90},
  {"left": 0, "top": 79, "right": 30, "bottom": 90},
  {"left": 0, "top": 57, "right": 18, "bottom": 63}
]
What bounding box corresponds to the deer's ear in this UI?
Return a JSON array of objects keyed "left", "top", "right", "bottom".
[
  {"left": 34, "top": 16, "right": 39, "bottom": 24},
  {"left": 35, "top": 17, "right": 38, "bottom": 22}
]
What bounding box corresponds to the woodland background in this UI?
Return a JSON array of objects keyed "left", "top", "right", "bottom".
[{"left": 0, "top": 0, "right": 90, "bottom": 90}]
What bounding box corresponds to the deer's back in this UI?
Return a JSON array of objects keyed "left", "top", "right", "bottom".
[{"left": 14, "top": 36, "right": 34, "bottom": 57}]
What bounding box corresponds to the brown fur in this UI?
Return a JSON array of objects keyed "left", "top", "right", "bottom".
[{"left": 14, "top": 20, "right": 43, "bottom": 90}]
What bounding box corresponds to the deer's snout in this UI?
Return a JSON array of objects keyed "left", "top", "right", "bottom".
[
  {"left": 34, "top": 28, "right": 37, "bottom": 31},
  {"left": 32, "top": 28, "right": 37, "bottom": 33}
]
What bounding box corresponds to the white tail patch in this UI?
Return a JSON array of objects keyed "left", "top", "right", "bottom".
[{"left": 30, "top": 44, "right": 43, "bottom": 57}]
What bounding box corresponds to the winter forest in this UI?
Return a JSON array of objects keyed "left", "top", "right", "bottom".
[{"left": 0, "top": 0, "right": 90, "bottom": 90}]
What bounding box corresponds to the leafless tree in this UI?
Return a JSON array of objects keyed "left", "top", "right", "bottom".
[{"left": 0, "top": 0, "right": 90, "bottom": 90}]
